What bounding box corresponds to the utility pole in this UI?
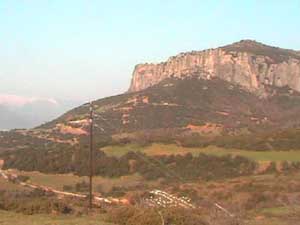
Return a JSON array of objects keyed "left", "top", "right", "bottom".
[{"left": 89, "top": 102, "right": 94, "bottom": 210}]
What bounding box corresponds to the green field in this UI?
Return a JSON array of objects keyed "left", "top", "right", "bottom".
[
  {"left": 0, "top": 210, "right": 113, "bottom": 225},
  {"left": 101, "top": 144, "right": 144, "bottom": 157},
  {"left": 102, "top": 143, "right": 300, "bottom": 162}
]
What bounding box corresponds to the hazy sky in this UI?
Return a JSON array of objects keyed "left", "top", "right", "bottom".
[{"left": 1, "top": 0, "right": 300, "bottom": 104}]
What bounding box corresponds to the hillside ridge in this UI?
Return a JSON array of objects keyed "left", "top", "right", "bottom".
[{"left": 2, "top": 76, "right": 300, "bottom": 153}]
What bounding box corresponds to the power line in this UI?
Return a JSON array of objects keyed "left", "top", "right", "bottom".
[{"left": 89, "top": 102, "right": 94, "bottom": 210}]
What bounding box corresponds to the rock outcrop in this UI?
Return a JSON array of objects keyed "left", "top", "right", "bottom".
[{"left": 129, "top": 40, "right": 300, "bottom": 94}]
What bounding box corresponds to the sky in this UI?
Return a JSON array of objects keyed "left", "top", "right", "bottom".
[{"left": 0, "top": 0, "right": 300, "bottom": 105}]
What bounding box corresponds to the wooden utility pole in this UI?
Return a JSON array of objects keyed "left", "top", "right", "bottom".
[{"left": 89, "top": 102, "right": 94, "bottom": 210}]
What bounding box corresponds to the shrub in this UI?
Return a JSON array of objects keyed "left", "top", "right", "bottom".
[
  {"left": 63, "top": 185, "right": 74, "bottom": 192},
  {"left": 75, "top": 181, "right": 89, "bottom": 193},
  {"left": 17, "top": 175, "right": 30, "bottom": 182},
  {"left": 264, "top": 162, "right": 277, "bottom": 174}
]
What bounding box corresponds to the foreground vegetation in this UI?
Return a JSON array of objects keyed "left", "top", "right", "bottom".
[
  {"left": 1, "top": 167, "right": 300, "bottom": 225},
  {"left": 1, "top": 130, "right": 300, "bottom": 225},
  {"left": 2, "top": 146, "right": 258, "bottom": 182}
]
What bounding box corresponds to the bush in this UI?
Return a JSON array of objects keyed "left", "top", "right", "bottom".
[
  {"left": 63, "top": 185, "right": 74, "bottom": 192},
  {"left": 17, "top": 175, "right": 30, "bottom": 182},
  {"left": 245, "top": 192, "right": 279, "bottom": 210},
  {"left": 264, "top": 162, "right": 277, "bottom": 174},
  {"left": 75, "top": 181, "right": 89, "bottom": 193}
]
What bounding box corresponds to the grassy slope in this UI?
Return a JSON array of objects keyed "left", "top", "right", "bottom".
[
  {"left": 0, "top": 210, "right": 112, "bottom": 225},
  {"left": 102, "top": 143, "right": 300, "bottom": 162}
]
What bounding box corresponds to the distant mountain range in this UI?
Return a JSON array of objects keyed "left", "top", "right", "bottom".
[{"left": 0, "top": 98, "right": 81, "bottom": 130}]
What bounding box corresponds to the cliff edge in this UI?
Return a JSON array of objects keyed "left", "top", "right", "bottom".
[{"left": 128, "top": 40, "right": 300, "bottom": 94}]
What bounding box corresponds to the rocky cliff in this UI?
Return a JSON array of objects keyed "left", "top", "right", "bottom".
[{"left": 129, "top": 40, "right": 300, "bottom": 94}]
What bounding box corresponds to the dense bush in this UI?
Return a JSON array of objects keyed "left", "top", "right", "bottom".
[
  {"left": 75, "top": 181, "right": 89, "bottom": 192},
  {"left": 244, "top": 192, "right": 280, "bottom": 210},
  {"left": 63, "top": 185, "right": 73, "bottom": 192},
  {"left": 17, "top": 175, "right": 30, "bottom": 182},
  {"left": 264, "top": 162, "right": 277, "bottom": 174}
]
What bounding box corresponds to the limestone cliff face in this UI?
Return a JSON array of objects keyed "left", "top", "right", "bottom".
[{"left": 128, "top": 40, "right": 300, "bottom": 93}]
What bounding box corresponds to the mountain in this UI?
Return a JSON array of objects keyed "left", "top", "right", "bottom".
[
  {"left": 0, "top": 98, "right": 80, "bottom": 130},
  {"left": 0, "top": 105, "right": 30, "bottom": 130},
  {"left": 1, "top": 76, "right": 300, "bottom": 152},
  {"left": 129, "top": 40, "right": 300, "bottom": 94},
  {"left": 1, "top": 40, "right": 300, "bottom": 152}
]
